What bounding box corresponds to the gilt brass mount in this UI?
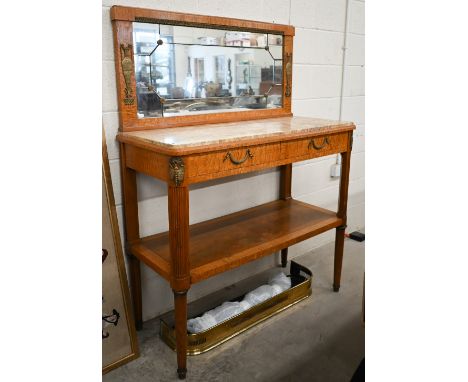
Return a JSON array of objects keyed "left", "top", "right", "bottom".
[
  {"left": 309, "top": 137, "right": 330, "bottom": 150},
  {"left": 169, "top": 157, "right": 185, "bottom": 186},
  {"left": 223, "top": 149, "right": 254, "bottom": 165},
  {"left": 120, "top": 44, "right": 135, "bottom": 105},
  {"left": 285, "top": 53, "right": 292, "bottom": 97}
]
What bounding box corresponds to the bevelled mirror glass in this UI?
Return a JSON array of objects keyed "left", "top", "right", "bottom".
[{"left": 133, "top": 22, "right": 283, "bottom": 118}]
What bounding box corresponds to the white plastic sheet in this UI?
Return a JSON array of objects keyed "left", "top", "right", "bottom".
[{"left": 187, "top": 271, "right": 291, "bottom": 333}]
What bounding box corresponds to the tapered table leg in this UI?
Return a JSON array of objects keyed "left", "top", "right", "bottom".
[
  {"left": 129, "top": 255, "right": 143, "bottom": 330},
  {"left": 279, "top": 164, "right": 292, "bottom": 268},
  {"left": 174, "top": 290, "right": 188, "bottom": 379},
  {"left": 333, "top": 136, "right": 352, "bottom": 292},
  {"left": 333, "top": 226, "right": 346, "bottom": 292},
  {"left": 280, "top": 248, "right": 288, "bottom": 268},
  {"left": 168, "top": 182, "right": 191, "bottom": 379}
]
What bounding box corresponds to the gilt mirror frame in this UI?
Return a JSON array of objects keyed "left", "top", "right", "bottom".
[{"left": 111, "top": 6, "right": 295, "bottom": 132}]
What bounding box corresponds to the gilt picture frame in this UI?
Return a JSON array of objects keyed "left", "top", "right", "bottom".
[{"left": 102, "top": 131, "right": 139, "bottom": 374}]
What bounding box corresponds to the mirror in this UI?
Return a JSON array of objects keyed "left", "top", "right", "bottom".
[{"left": 133, "top": 22, "right": 283, "bottom": 118}]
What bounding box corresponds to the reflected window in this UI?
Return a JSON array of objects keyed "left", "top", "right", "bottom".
[
  {"left": 134, "top": 26, "right": 176, "bottom": 117},
  {"left": 133, "top": 22, "right": 283, "bottom": 118}
]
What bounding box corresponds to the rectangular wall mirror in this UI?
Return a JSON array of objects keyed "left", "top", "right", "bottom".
[{"left": 111, "top": 7, "right": 294, "bottom": 130}]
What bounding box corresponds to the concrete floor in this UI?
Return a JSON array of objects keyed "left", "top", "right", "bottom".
[{"left": 104, "top": 238, "right": 365, "bottom": 382}]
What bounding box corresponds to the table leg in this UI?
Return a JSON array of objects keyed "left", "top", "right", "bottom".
[
  {"left": 280, "top": 248, "right": 288, "bottom": 268},
  {"left": 120, "top": 144, "right": 140, "bottom": 242},
  {"left": 168, "top": 184, "right": 191, "bottom": 379},
  {"left": 119, "top": 143, "right": 142, "bottom": 329},
  {"left": 173, "top": 290, "right": 188, "bottom": 379},
  {"left": 333, "top": 226, "right": 346, "bottom": 292},
  {"left": 279, "top": 164, "right": 292, "bottom": 267},
  {"left": 333, "top": 139, "right": 352, "bottom": 292},
  {"left": 129, "top": 255, "right": 143, "bottom": 330}
]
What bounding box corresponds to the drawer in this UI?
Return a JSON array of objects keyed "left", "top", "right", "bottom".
[
  {"left": 281, "top": 133, "right": 348, "bottom": 160},
  {"left": 187, "top": 143, "right": 281, "bottom": 178}
]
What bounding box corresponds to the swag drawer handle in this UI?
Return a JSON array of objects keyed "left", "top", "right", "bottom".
[
  {"left": 308, "top": 137, "right": 330, "bottom": 150},
  {"left": 223, "top": 149, "right": 254, "bottom": 165}
]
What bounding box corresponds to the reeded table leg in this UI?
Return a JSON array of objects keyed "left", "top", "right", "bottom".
[
  {"left": 168, "top": 183, "right": 191, "bottom": 379},
  {"left": 279, "top": 164, "right": 292, "bottom": 268},
  {"left": 333, "top": 138, "right": 352, "bottom": 292}
]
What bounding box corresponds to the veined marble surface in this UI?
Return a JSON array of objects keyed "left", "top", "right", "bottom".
[{"left": 119, "top": 117, "right": 354, "bottom": 149}]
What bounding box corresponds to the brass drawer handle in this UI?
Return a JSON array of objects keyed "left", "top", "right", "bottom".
[
  {"left": 223, "top": 149, "right": 254, "bottom": 165},
  {"left": 308, "top": 137, "right": 330, "bottom": 150}
]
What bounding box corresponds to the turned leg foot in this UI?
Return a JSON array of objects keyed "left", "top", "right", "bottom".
[
  {"left": 177, "top": 367, "right": 187, "bottom": 380},
  {"left": 333, "top": 284, "right": 340, "bottom": 292}
]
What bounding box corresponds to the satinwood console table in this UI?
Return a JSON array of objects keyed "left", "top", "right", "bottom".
[
  {"left": 111, "top": 6, "right": 355, "bottom": 378},
  {"left": 117, "top": 116, "right": 355, "bottom": 378}
]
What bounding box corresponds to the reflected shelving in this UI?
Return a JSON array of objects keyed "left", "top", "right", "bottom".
[{"left": 133, "top": 22, "right": 284, "bottom": 118}]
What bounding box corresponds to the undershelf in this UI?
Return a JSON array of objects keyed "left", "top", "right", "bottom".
[{"left": 130, "top": 199, "right": 342, "bottom": 283}]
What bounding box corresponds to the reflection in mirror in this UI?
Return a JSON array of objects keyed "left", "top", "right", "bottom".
[{"left": 133, "top": 22, "right": 283, "bottom": 118}]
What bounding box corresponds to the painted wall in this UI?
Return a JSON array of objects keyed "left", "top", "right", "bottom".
[{"left": 102, "top": 0, "right": 365, "bottom": 321}]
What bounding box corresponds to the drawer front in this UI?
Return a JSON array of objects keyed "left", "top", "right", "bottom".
[
  {"left": 188, "top": 143, "right": 281, "bottom": 178},
  {"left": 281, "top": 133, "right": 348, "bottom": 160}
]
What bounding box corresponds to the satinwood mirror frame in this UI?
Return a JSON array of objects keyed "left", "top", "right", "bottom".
[{"left": 111, "top": 6, "right": 295, "bottom": 132}]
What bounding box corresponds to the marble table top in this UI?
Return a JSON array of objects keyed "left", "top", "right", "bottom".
[{"left": 118, "top": 116, "right": 355, "bottom": 154}]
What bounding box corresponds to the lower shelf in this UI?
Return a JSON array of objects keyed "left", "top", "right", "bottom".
[
  {"left": 160, "top": 261, "right": 312, "bottom": 355},
  {"left": 131, "top": 199, "right": 341, "bottom": 283}
]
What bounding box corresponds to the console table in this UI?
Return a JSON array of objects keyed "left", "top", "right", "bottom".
[{"left": 117, "top": 116, "right": 355, "bottom": 378}]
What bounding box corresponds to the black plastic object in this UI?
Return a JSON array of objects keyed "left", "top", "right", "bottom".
[{"left": 349, "top": 231, "right": 365, "bottom": 242}]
